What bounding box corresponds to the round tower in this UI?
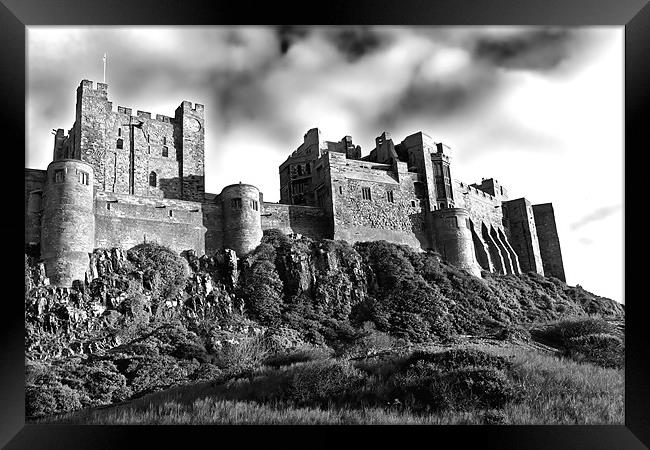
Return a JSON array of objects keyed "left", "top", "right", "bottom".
[
  {"left": 431, "top": 208, "right": 481, "bottom": 277},
  {"left": 220, "top": 183, "right": 263, "bottom": 256},
  {"left": 41, "top": 159, "right": 95, "bottom": 286}
]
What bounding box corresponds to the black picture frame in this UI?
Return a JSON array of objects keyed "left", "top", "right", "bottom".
[{"left": 2, "top": 0, "right": 646, "bottom": 448}]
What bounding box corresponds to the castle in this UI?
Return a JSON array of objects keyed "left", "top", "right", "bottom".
[{"left": 25, "top": 80, "right": 565, "bottom": 286}]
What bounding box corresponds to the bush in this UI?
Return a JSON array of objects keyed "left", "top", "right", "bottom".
[
  {"left": 288, "top": 359, "right": 366, "bottom": 407},
  {"left": 237, "top": 244, "right": 284, "bottom": 325},
  {"left": 405, "top": 348, "right": 513, "bottom": 372},
  {"left": 127, "top": 243, "right": 189, "bottom": 314},
  {"left": 390, "top": 349, "right": 520, "bottom": 412},
  {"left": 214, "top": 335, "right": 271, "bottom": 375},
  {"left": 531, "top": 317, "right": 623, "bottom": 368}
]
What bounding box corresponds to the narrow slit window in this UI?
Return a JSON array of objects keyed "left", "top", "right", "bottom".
[
  {"left": 163, "top": 137, "right": 167, "bottom": 145},
  {"left": 162, "top": 146, "right": 169, "bottom": 157},
  {"left": 338, "top": 186, "right": 343, "bottom": 195},
  {"left": 149, "top": 172, "right": 157, "bottom": 187},
  {"left": 169, "top": 210, "right": 173, "bottom": 217},
  {"left": 118, "top": 128, "right": 122, "bottom": 137}
]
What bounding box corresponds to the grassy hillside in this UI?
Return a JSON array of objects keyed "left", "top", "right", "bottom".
[
  {"left": 43, "top": 342, "right": 623, "bottom": 425},
  {"left": 25, "top": 233, "right": 624, "bottom": 423}
]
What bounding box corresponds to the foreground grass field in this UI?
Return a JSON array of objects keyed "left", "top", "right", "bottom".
[{"left": 46, "top": 342, "right": 623, "bottom": 425}]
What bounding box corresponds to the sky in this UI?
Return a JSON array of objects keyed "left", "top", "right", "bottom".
[{"left": 26, "top": 26, "right": 624, "bottom": 303}]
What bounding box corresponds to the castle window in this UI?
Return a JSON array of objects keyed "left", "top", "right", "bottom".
[
  {"left": 169, "top": 210, "right": 173, "bottom": 217},
  {"left": 466, "top": 218, "right": 471, "bottom": 228},
  {"left": 338, "top": 186, "right": 343, "bottom": 195},
  {"left": 163, "top": 137, "right": 167, "bottom": 145},
  {"left": 54, "top": 169, "right": 64, "bottom": 183},
  {"left": 306, "top": 163, "right": 311, "bottom": 174},
  {"left": 361, "top": 187, "right": 372, "bottom": 201},
  {"left": 162, "top": 146, "right": 169, "bottom": 157},
  {"left": 297, "top": 165, "right": 303, "bottom": 176},
  {"left": 250, "top": 200, "right": 259, "bottom": 211},
  {"left": 106, "top": 203, "right": 111, "bottom": 210},
  {"left": 116, "top": 138, "right": 123, "bottom": 149},
  {"left": 411, "top": 200, "right": 416, "bottom": 207},
  {"left": 118, "top": 128, "right": 122, "bottom": 137},
  {"left": 78, "top": 171, "right": 89, "bottom": 185},
  {"left": 500, "top": 186, "right": 504, "bottom": 195},
  {"left": 231, "top": 198, "right": 242, "bottom": 209},
  {"left": 149, "top": 172, "right": 157, "bottom": 187},
  {"left": 386, "top": 191, "right": 394, "bottom": 203}
]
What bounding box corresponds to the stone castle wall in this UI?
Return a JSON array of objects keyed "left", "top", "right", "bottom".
[
  {"left": 93, "top": 191, "right": 205, "bottom": 255},
  {"left": 326, "top": 152, "right": 427, "bottom": 248},
  {"left": 533, "top": 203, "right": 566, "bottom": 281},
  {"left": 261, "top": 203, "right": 331, "bottom": 238}
]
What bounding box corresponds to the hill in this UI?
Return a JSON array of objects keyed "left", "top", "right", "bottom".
[{"left": 24, "top": 231, "right": 624, "bottom": 422}]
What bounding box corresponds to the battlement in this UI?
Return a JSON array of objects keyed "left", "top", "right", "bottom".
[
  {"left": 179, "top": 100, "right": 204, "bottom": 114},
  {"left": 78, "top": 79, "right": 108, "bottom": 94}
]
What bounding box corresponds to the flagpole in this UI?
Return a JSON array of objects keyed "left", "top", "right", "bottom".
[{"left": 103, "top": 53, "right": 107, "bottom": 83}]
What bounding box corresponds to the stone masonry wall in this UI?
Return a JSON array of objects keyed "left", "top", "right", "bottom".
[
  {"left": 25, "top": 169, "right": 47, "bottom": 245},
  {"left": 503, "top": 198, "right": 544, "bottom": 275},
  {"left": 103, "top": 108, "right": 181, "bottom": 198},
  {"left": 533, "top": 203, "right": 566, "bottom": 281},
  {"left": 94, "top": 191, "right": 205, "bottom": 255},
  {"left": 327, "top": 153, "right": 426, "bottom": 248},
  {"left": 261, "top": 203, "right": 331, "bottom": 239}
]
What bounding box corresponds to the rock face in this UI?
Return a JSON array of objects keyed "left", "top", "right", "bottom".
[
  {"left": 25, "top": 235, "right": 623, "bottom": 361},
  {"left": 271, "top": 238, "right": 368, "bottom": 318}
]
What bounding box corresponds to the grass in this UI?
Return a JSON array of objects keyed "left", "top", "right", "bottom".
[{"left": 42, "top": 342, "right": 623, "bottom": 425}]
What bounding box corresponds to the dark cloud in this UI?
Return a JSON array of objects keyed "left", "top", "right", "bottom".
[
  {"left": 473, "top": 29, "right": 576, "bottom": 71},
  {"left": 276, "top": 26, "right": 310, "bottom": 54},
  {"left": 327, "top": 27, "right": 390, "bottom": 62},
  {"left": 375, "top": 71, "right": 499, "bottom": 132},
  {"left": 570, "top": 205, "right": 622, "bottom": 230}
]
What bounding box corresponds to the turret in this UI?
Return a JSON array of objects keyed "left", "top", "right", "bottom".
[
  {"left": 220, "top": 183, "right": 263, "bottom": 256},
  {"left": 175, "top": 100, "right": 205, "bottom": 202},
  {"left": 41, "top": 159, "right": 95, "bottom": 286},
  {"left": 431, "top": 208, "right": 481, "bottom": 277},
  {"left": 431, "top": 142, "right": 455, "bottom": 210}
]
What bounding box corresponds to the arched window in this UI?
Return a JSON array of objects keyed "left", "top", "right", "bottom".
[
  {"left": 149, "top": 172, "right": 157, "bottom": 187},
  {"left": 116, "top": 138, "right": 123, "bottom": 149}
]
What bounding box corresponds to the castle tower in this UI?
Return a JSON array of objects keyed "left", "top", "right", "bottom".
[
  {"left": 431, "top": 143, "right": 455, "bottom": 210},
  {"left": 220, "top": 183, "right": 263, "bottom": 256},
  {"left": 74, "top": 80, "right": 111, "bottom": 189},
  {"left": 431, "top": 208, "right": 482, "bottom": 277},
  {"left": 175, "top": 101, "right": 205, "bottom": 202},
  {"left": 41, "top": 160, "right": 95, "bottom": 286}
]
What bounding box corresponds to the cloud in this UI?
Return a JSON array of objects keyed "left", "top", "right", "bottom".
[
  {"left": 472, "top": 29, "right": 576, "bottom": 72},
  {"left": 570, "top": 205, "right": 622, "bottom": 230}
]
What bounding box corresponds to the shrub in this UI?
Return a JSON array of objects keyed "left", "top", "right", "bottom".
[
  {"left": 214, "top": 335, "right": 271, "bottom": 375},
  {"left": 287, "top": 359, "right": 366, "bottom": 407},
  {"left": 531, "top": 317, "right": 623, "bottom": 368},
  {"left": 26, "top": 382, "right": 83, "bottom": 417},
  {"left": 127, "top": 243, "right": 189, "bottom": 314},
  {"left": 405, "top": 348, "right": 513, "bottom": 372},
  {"left": 237, "top": 244, "right": 284, "bottom": 325},
  {"left": 263, "top": 348, "right": 330, "bottom": 368},
  {"left": 127, "top": 355, "right": 199, "bottom": 395}
]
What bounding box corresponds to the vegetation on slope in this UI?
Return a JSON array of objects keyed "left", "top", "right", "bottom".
[{"left": 24, "top": 233, "right": 624, "bottom": 421}]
